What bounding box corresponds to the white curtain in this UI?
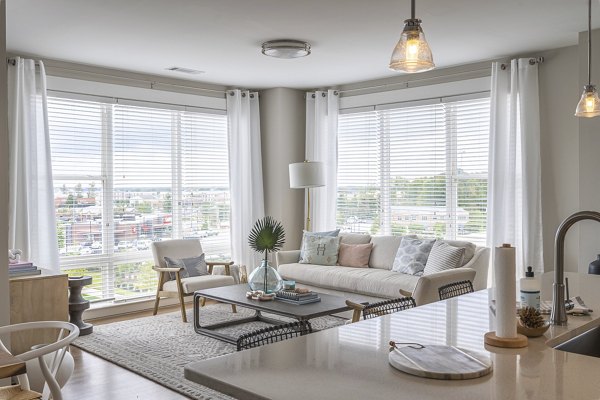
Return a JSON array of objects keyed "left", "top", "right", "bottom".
[
  {"left": 227, "top": 90, "right": 265, "bottom": 271},
  {"left": 487, "top": 59, "right": 544, "bottom": 277},
  {"left": 8, "top": 58, "right": 59, "bottom": 271},
  {"left": 305, "top": 90, "right": 339, "bottom": 232}
]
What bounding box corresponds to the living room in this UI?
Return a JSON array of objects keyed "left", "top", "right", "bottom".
[{"left": 2, "top": 0, "right": 600, "bottom": 399}]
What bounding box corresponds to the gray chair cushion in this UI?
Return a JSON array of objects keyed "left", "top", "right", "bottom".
[
  {"left": 164, "top": 254, "right": 208, "bottom": 279},
  {"left": 152, "top": 239, "right": 204, "bottom": 281}
]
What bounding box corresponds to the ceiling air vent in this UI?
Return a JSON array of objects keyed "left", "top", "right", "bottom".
[{"left": 165, "top": 67, "right": 204, "bottom": 75}]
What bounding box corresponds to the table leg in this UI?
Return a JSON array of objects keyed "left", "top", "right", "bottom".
[{"left": 193, "top": 299, "right": 288, "bottom": 344}]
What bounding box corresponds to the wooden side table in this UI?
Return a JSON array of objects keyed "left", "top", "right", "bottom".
[
  {"left": 68, "top": 276, "right": 93, "bottom": 336},
  {"left": 9, "top": 270, "right": 68, "bottom": 355}
]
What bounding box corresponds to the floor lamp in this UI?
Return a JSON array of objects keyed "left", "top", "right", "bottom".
[{"left": 289, "top": 161, "right": 325, "bottom": 231}]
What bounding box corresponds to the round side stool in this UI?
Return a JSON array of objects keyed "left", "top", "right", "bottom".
[{"left": 68, "top": 276, "right": 93, "bottom": 335}]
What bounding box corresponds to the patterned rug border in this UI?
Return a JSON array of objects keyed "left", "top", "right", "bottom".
[{"left": 72, "top": 304, "right": 346, "bottom": 399}]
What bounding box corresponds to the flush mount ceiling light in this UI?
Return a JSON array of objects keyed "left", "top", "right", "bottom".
[
  {"left": 261, "top": 40, "right": 311, "bottom": 59},
  {"left": 575, "top": 0, "right": 600, "bottom": 117},
  {"left": 389, "top": 0, "right": 435, "bottom": 73}
]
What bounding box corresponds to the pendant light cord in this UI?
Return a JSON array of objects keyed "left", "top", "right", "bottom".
[
  {"left": 588, "top": 0, "right": 592, "bottom": 85},
  {"left": 411, "top": 0, "right": 416, "bottom": 20}
]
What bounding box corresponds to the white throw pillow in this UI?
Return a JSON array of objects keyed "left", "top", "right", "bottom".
[
  {"left": 299, "top": 235, "right": 341, "bottom": 266},
  {"left": 422, "top": 240, "right": 465, "bottom": 276},
  {"left": 391, "top": 237, "right": 436, "bottom": 275}
]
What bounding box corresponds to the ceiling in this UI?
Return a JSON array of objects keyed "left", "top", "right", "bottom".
[{"left": 7, "top": 0, "right": 600, "bottom": 89}]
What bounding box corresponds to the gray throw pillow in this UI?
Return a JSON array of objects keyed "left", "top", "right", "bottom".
[
  {"left": 164, "top": 254, "right": 208, "bottom": 280},
  {"left": 391, "top": 237, "right": 436, "bottom": 275},
  {"left": 299, "top": 235, "right": 341, "bottom": 266},
  {"left": 422, "top": 241, "right": 465, "bottom": 276},
  {"left": 299, "top": 229, "right": 340, "bottom": 260}
]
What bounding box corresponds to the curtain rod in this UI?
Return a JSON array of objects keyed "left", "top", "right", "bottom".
[
  {"left": 7, "top": 58, "right": 227, "bottom": 95},
  {"left": 500, "top": 57, "right": 545, "bottom": 70},
  {"left": 337, "top": 66, "right": 492, "bottom": 94},
  {"left": 7, "top": 57, "right": 41, "bottom": 66},
  {"left": 48, "top": 88, "right": 227, "bottom": 113},
  {"left": 47, "top": 65, "right": 227, "bottom": 95}
]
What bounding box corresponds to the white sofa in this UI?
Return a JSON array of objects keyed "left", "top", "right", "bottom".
[{"left": 276, "top": 233, "right": 490, "bottom": 304}]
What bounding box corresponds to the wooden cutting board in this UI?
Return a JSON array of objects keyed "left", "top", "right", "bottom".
[{"left": 389, "top": 345, "right": 492, "bottom": 380}]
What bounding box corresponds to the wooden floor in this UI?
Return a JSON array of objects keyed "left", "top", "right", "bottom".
[{"left": 62, "top": 304, "right": 198, "bottom": 400}]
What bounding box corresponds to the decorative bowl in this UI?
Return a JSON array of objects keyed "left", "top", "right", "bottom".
[{"left": 517, "top": 319, "right": 550, "bottom": 337}]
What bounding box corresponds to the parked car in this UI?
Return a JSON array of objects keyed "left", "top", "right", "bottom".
[
  {"left": 117, "top": 241, "right": 132, "bottom": 250},
  {"left": 136, "top": 240, "right": 151, "bottom": 250}
]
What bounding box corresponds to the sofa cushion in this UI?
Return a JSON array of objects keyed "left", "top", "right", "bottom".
[
  {"left": 278, "top": 263, "right": 420, "bottom": 298},
  {"left": 340, "top": 233, "right": 371, "bottom": 245},
  {"left": 300, "top": 235, "right": 341, "bottom": 265},
  {"left": 392, "top": 237, "right": 436, "bottom": 275},
  {"left": 423, "top": 241, "right": 465, "bottom": 275},
  {"left": 440, "top": 240, "right": 476, "bottom": 266},
  {"left": 369, "top": 235, "right": 403, "bottom": 270},
  {"left": 163, "top": 274, "right": 234, "bottom": 294},
  {"left": 337, "top": 243, "right": 373, "bottom": 268}
]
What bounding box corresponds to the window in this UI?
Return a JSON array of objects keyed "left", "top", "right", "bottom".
[
  {"left": 337, "top": 96, "right": 490, "bottom": 244},
  {"left": 48, "top": 96, "right": 229, "bottom": 303}
]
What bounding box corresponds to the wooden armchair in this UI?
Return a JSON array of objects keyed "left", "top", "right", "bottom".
[{"left": 151, "top": 239, "right": 237, "bottom": 322}]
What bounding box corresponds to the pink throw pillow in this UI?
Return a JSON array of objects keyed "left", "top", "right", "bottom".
[{"left": 337, "top": 243, "right": 373, "bottom": 268}]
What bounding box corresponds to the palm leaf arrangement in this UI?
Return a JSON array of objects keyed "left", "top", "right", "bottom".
[{"left": 248, "top": 216, "right": 286, "bottom": 263}]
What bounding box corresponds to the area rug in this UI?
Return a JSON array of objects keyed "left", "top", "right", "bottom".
[{"left": 72, "top": 304, "right": 346, "bottom": 399}]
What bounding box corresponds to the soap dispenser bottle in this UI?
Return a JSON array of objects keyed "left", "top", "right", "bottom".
[{"left": 520, "top": 266, "right": 540, "bottom": 310}]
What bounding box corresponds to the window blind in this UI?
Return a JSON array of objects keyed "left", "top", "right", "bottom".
[
  {"left": 336, "top": 96, "right": 490, "bottom": 244},
  {"left": 48, "top": 95, "right": 230, "bottom": 303}
]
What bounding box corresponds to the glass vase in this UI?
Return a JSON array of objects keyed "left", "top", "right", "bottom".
[{"left": 248, "top": 259, "right": 283, "bottom": 293}]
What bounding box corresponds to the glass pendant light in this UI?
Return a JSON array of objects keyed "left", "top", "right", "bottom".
[
  {"left": 575, "top": 0, "right": 600, "bottom": 117},
  {"left": 389, "top": 0, "right": 435, "bottom": 73}
]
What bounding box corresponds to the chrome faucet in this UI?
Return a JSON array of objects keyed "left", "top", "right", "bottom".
[{"left": 551, "top": 211, "right": 600, "bottom": 325}]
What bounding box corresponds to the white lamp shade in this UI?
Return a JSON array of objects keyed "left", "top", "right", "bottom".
[{"left": 289, "top": 162, "right": 325, "bottom": 189}]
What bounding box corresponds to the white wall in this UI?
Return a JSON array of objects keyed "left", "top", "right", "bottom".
[
  {"left": 578, "top": 30, "right": 600, "bottom": 273},
  {"left": 0, "top": 0, "right": 10, "bottom": 331},
  {"left": 538, "top": 45, "right": 580, "bottom": 273},
  {"left": 259, "top": 88, "right": 306, "bottom": 250}
]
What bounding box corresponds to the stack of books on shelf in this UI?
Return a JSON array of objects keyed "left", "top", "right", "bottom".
[
  {"left": 275, "top": 289, "right": 321, "bottom": 305},
  {"left": 8, "top": 261, "right": 41, "bottom": 277}
]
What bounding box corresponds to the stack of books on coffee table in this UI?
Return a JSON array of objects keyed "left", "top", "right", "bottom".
[
  {"left": 275, "top": 289, "right": 321, "bottom": 305},
  {"left": 8, "top": 261, "right": 40, "bottom": 277}
]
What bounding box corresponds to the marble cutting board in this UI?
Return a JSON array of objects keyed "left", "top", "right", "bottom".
[{"left": 389, "top": 345, "right": 492, "bottom": 380}]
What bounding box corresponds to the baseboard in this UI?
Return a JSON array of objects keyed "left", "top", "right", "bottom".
[{"left": 84, "top": 296, "right": 193, "bottom": 321}]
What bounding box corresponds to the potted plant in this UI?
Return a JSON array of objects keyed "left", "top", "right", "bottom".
[{"left": 247, "top": 216, "right": 285, "bottom": 293}]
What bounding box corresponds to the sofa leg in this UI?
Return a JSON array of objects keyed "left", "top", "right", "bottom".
[
  {"left": 231, "top": 304, "right": 237, "bottom": 313},
  {"left": 200, "top": 297, "right": 206, "bottom": 307}
]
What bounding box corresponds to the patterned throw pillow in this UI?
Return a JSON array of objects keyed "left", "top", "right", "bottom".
[
  {"left": 391, "top": 237, "right": 436, "bottom": 275},
  {"left": 164, "top": 254, "right": 209, "bottom": 280},
  {"left": 299, "top": 229, "right": 340, "bottom": 260},
  {"left": 422, "top": 241, "right": 465, "bottom": 276},
  {"left": 299, "top": 235, "right": 341, "bottom": 266}
]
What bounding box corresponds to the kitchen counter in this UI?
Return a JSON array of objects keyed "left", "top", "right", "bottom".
[{"left": 184, "top": 272, "right": 600, "bottom": 400}]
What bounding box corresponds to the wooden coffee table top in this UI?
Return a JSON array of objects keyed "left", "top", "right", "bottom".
[{"left": 195, "top": 284, "right": 352, "bottom": 320}]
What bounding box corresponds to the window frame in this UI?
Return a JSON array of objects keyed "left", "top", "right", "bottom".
[{"left": 48, "top": 92, "right": 230, "bottom": 303}]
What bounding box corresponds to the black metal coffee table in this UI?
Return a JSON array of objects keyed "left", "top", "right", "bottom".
[{"left": 193, "top": 284, "right": 352, "bottom": 344}]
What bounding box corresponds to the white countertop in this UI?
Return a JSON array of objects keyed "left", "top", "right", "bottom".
[{"left": 184, "top": 272, "right": 600, "bottom": 400}]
